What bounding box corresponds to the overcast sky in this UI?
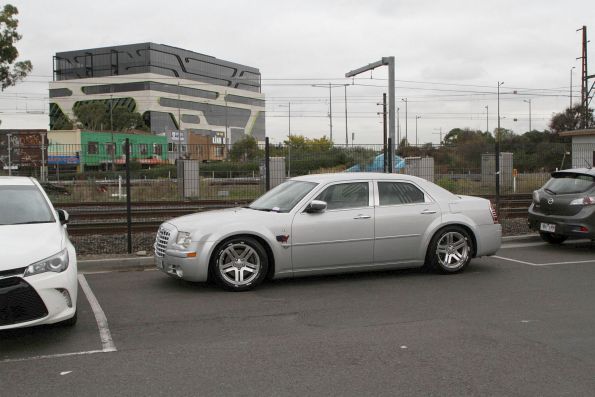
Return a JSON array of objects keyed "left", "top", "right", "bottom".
[{"left": 0, "top": 0, "right": 592, "bottom": 144}]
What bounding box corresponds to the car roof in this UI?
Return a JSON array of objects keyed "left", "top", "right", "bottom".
[
  {"left": 0, "top": 176, "right": 36, "bottom": 186},
  {"left": 291, "top": 172, "right": 426, "bottom": 184}
]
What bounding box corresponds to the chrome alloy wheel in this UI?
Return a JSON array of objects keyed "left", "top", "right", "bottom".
[
  {"left": 217, "top": 242, "right": 261, "bottom": 286},
  {"left": 435, "top": 231, "right": 470, "bottom": 270}
]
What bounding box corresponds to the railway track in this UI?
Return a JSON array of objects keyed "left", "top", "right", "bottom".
[{"left": 62, "top": 195, "right": 533, "bottom": 236}]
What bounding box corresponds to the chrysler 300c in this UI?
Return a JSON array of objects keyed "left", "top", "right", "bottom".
[{"left": 154, "top": 173, "right": 501, "bottom": 291}]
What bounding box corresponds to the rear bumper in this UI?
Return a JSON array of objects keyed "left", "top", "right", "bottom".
[
  {"left": 528, "top": 205, "right": 595, "bottom": 239},
  {"left": 475, "top": 223, "right": 502, "bottom": 257}
]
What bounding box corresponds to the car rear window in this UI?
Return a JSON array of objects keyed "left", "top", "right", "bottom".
[{"left": 543, "top": 173, "right": 595, "bottom": 194}]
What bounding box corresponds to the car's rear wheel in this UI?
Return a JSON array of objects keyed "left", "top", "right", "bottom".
[
  {"left": 211, "top": 237, "right": 268, "bottom": 291},
  {"left": 426, "top": 226, "right": 473, "bottom": 273},
  {"left": 539, "top": 232, "right": 568, "bottom": 245}
]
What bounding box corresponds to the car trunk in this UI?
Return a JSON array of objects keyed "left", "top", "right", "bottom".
[{"left": 538, "top": 193, "right": 582, "bottom": 216}]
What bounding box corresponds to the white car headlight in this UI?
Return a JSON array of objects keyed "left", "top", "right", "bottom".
[
  {"left": 24, "top": 249, "right": 69, "bottom": 277},
  {"left": 176, "top": 232, "right": 192, "bottom": 248}
]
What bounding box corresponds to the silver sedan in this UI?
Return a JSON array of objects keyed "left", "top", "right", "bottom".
[{"left": 155, "top": 173, "right": 501, "bottom": 291}]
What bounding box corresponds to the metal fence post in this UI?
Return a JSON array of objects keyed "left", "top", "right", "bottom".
[
  {"left": 387, "top": 137, "right": 393, "bottom": 173},
  {"left": 265, "top": 137, "right": 270, "bottom": 191},
  {"left": 125, "top": 138, "right": 132, "bottom": 254}
]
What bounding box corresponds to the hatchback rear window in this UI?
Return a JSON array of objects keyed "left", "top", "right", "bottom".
[{"left": 543, "top": 173, "right": 595, "bottom": 194}]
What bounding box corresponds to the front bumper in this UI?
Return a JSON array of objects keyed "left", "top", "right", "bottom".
[
  {"left": 0, "top": 260, "right": 78, "bottom": 330},
  {"left": 155, "top": 243, "right": 214, "bottom": 282},
  {"left": 528, "top": 205, "right": 595, "bottom": 239}
]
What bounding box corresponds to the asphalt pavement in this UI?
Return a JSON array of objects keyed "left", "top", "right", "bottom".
[{"left": 2, "top": 236, "right": 595, "bottom": 396}]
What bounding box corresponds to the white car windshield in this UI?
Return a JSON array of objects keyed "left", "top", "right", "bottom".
[
  {"left": 249, "top": 181, "right": 317, "bottom": 213},
  {"left": 0, "top": 185, "right": 55, "bottom": 225}
]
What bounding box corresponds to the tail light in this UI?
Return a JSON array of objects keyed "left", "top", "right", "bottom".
[
  {"left": 489, "top": 201, "right": 499, "bottom": 224},
  {"left": 569, "top": 196, "right": 595, "bottom": 206}
]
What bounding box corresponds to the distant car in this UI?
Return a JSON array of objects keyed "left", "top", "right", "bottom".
[
  {"left": 528, "top": 168, "right": 595, "bottom": 244},
  {"left": 0, "top": 177, "right": 77, "bottom": 329},
  {"left": 154, "top": 173, "right": 501, "bottom": 291}
]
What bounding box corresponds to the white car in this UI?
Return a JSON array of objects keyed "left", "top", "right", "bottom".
[
  {"left": 155, "top": 173, "right": 501, "bottom": 291},
  {"left": 0, "top": 177, "right": 78, "bottom": 329}
]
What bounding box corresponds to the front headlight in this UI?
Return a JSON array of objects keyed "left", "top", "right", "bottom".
[
  {"left": 24, "top": 249, "right": 69, "bottom": 277},
  {"left": 176, "top": 232, "right": 192, "bottom": 248}
]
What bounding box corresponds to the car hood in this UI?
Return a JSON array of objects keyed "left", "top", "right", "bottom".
[
  {"left": 0, "top": 223, "right": 65, "bottom": 271},
  {"left": 166, "top": 207, "right": 282, "bottom": 234}
]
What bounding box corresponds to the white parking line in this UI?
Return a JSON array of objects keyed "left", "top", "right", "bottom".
[
  {"left": 77, "top": 274, "right": 117, "bottom": 352},
  {"left": 493, "top": 255, "right": 595, "bottom": 267},
  {"left": 1, "top": 350, "right": 107, "bottom": 363}
]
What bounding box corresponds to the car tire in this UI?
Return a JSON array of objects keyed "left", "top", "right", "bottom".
[
  {"left": 60, "top": 310, "right": 77, "bottom": 326},
  {"left": 211, "top": 237, "right": 269, "bottom": 291},
  {"left": 539, "top": 232, "right": 568, "bottom": 245},
  {"left": 426, "top": 226, "right": 473, "bottom": 273}
]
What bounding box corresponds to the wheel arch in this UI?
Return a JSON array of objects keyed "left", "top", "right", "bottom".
[
  {"left": 209, "top": 233, "right": 276, "bottom": 280},
  {"left": 426, "top": 223, "right": 478, "bottom": 259}
]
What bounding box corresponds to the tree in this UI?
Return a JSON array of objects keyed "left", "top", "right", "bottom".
[
  {"left": 230, "top": 135, "right": 261, "bottom": 161},
  {"left": 74, "top": 102, "right": 109, "bottom": 130},
  {"left": 549, "top": 104, "right": 593, "bottom": 133},
  {"left": 0, "top": 5, "right": 32, "bottom": 90}
]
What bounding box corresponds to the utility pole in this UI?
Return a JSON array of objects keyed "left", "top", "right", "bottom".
[
  {"left": 433, "top": 127, "right": 442, "bottom": 146},
  {"left": 401, "top": 98, "right": 408, "bottom": 145},
  {"left": 496, "top": 81, "right": 504, "bottom": 214},
  {"left": 397, "top": 107, "right": 400, "bottom": 146},
  {"left": 415, "top": 115, "right": 421, "bottom": 146},
  {"left": 378, "top": 93, "right": 388, "bottom": 172},
  {"left": 312, "top": 83, "right": 345, "bottom": 143},
  {"left": 329, "top": 83, "right": 333, "bottom": 142},
  {"left": 570, "top": 66, "right": 576, "bottom": 109},
  {"left": 577, "top": 26, "right": 594, "bottom": 129},
  {"left": 346, "top": 56, "right": 395, "bottom": 170},
  {"left": 344, "top": 84, "right": 348, "bottom": 146},
  {"left": 485, "top": 105, "right": 489, "bottom": 133},
  {"left": 177, "top": 81, "right": 182, "bottom": 161},
  {"left": 523, "top": 99, "right": 532, "bottom": 132}
]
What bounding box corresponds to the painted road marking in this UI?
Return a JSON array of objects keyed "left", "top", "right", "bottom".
[
  {"left": 78, "top": 274, "right": 117, "bottom": 352},
  {"left": 493, "top": 255, "right": 595, "bottom": 267},
  {"left": 1, "top": 350, "right": 108, "bottom": 364}
]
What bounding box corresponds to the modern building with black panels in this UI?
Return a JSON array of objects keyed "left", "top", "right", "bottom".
[{"left": 49, "top": 43, "right": 265, "bottom": 157}]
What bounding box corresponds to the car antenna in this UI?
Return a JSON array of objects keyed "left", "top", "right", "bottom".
[{"left": 585, "top": 159, "right": 592, "bottom": 169}]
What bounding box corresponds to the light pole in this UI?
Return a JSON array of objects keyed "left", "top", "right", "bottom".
[
  {"left": 415, "top": 115, "right": 421, "bottom": 146},
  {"left": 397, "top": 107, "right": 400, "bottom": 146},
  {"left": 485, "top": 105, "right": 489, "bottom": 133},
  {"left": 496, "top": 81, "right": 504, "bottom": 214},
  {"left": 344, "top": 84, "right": 348, "bottom": 146},
  {"left": 401, "top": 98, "right": 408, "bottom": 145},
  {"left": 570, "top": 66, "right": 576, "bottom": 109},
  {"left": 279, "top": 103, "right": 291, "bottom": 177},
  {"left": 523, "top": 99, "right": 532, "bottom": 132}
]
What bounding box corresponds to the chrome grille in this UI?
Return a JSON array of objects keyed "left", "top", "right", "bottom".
[{"left": 154, "top": 227, "right": 171, "bottom": 258}]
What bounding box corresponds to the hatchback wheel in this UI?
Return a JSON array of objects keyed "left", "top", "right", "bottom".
[
  {"left": 539, "top": 232, "right": 568, "bottom": 245},
  {"left": 426, "top": 226, "right": 472, "bottom": 273},
  {"left": 212, "top": 237, "right": 268, "bottom": 291}
]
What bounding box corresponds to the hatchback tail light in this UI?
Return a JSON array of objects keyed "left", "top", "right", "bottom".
[
  {"left": 489, "top": 201, "right": 499, "bottom": 224},
  {"left": 569, "top": 196, "right": 595, "bottom": 206}
]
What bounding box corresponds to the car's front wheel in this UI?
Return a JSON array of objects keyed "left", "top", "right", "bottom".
[
  {"left": 426, "top": 226, "right": 473, "bottom": 273},
  {"left": 539, "top": 232, "right": 568, "bottom": 245},
  {"left": 211, "top": 237, "right": 269, "bottom": 291}
]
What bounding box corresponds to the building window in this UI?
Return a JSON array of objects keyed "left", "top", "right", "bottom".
[
  {"left": 168, "top": 142, "right": 174, "bottom": 152},
  {"left": 139, "top": 144, "right": 148, "bottom": 155},
  {"left": 153, "top": 144, "right": 162, "bottom": 155},
  {"left": 88, "top": 142, "right": 98, "bottom": 154},
  {"left": 215, "top": 146, "right": 224, "bottom": 157},
  {"left": 105, "top": 142, "right": 115, "bottom": 155}
]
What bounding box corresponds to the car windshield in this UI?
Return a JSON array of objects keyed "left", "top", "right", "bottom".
[
  {"left": 0, "top": 185, "right": 55, "bottom": 225},
  {"left": 249, "top": 180, "right": 317, "bottom": 213},
  {"left": 543, "top": 173, "right": 595, "bottom": 194}
]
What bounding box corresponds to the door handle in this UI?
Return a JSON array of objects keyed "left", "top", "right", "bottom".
[
  {"left": 420, "top": 209, "right": 437, "bottom": 214},
  {"left": 353, "top": 214, "right": 371, "bottom": 219}
]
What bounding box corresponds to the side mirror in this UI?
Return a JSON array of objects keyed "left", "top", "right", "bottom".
[
  {"left": 305, "top": 200, "right": 327, "bottom": 213},
  {"left": 57, "top": 209, "right": 69, "bottom": 225}
]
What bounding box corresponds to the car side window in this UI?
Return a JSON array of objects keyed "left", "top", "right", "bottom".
[
  {"left": 378, "top": 182, "right": 425, "bottom": 206},
  {"left": 315, "top": 182, "right": 369, "bottom": 210}
]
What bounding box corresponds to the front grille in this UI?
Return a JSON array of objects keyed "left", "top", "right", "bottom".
[
  {"left": 0, "top": 277, "right": 48, "bottom": 326},
  {"left": 154, "top": 227, "right": 171, "bottom": 258},
  {"left": 0, "top": 266, "right": 27, "bottom": 279}
]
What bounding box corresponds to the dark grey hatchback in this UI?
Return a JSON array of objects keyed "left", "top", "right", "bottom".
[{"left": 528, "top": 168, "right": 595, "bottom": 243}]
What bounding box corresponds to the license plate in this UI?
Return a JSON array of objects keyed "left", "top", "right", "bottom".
[{"left": 540, "top": 223, "right": 556, "bottom": 233}]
